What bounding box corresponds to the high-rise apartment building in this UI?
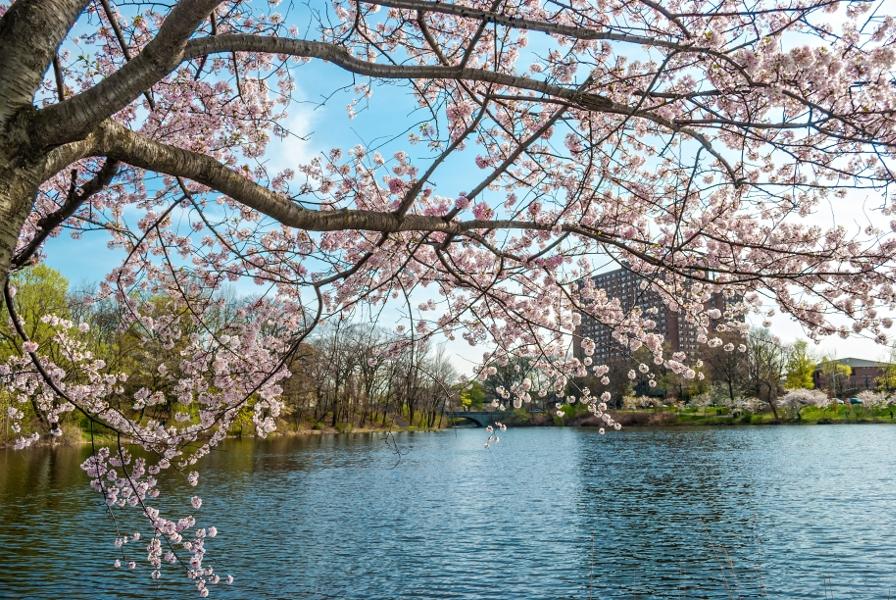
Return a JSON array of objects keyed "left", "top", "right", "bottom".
[{"left": 573, "top": 267, "right": 725, "bottom": 364}]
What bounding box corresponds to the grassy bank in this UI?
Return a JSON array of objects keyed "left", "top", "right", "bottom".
[
  {"left": 454, "top": 403, "right": 896, "bottom": 429},
  {"left": 576, "top": 404, "right": 896, "bottom": 427}
]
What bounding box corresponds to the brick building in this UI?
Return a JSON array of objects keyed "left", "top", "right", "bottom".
[{"left": 813, "top": 358, "right": 890, "bottom": 396}]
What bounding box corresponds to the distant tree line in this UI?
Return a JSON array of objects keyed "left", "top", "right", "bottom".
[
  {"left": 280, "top": 324, "right": 460, "bottom": 431},
  {"left": 0, "top": 265, "right": 460, "bottom": 444},
  {"left": 4, "top": 265, "right": 896, "bottom": 442},
  {"left": 561, "top": 328, "right": 896, "bottom": 421}
]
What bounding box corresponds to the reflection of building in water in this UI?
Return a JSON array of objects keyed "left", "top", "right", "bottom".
[{"left": 573, "top": 267, "right": 729, "bottom": 364}]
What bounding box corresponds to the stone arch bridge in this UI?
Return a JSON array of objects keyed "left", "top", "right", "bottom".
[{"left": 445, "top": 411, "right": 507, "bottom": 428}]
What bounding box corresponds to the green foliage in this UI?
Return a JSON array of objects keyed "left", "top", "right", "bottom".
[
  {"left": 0, "top": 264, "right": 70, "bottom": 359},
  {"left": 0, "top": 266, "right": 74, "bottom": 442},
  {"left": 459, "top": 380, "right": 486, "bottom": 409},
  {"left": 877, "top": 343, "right": 896, "bottom": 393},
  {"left": 785, "top": 340, "right": 815, "bottom": 389}
]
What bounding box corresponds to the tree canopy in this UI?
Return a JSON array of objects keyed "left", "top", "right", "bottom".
[{"left": 785, "top": 340, "right": 816, "bottom": 390}]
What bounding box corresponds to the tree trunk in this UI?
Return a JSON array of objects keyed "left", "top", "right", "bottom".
[
  {"left": 0, "top": 166, "right": 38, "bottom": 285},
  {"left": 0, "top": 1, "right": 91, "bottom": 126},
  {"left": 762, "top": 382, "right": 780, "bottom": 422},
  {"left": 0, "top": 1, "right": 102, "bottom": 285}
]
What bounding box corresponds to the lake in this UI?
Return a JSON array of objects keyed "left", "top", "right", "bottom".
[{"left": 1, "top": 425, "right": 895, "bottom": 599}]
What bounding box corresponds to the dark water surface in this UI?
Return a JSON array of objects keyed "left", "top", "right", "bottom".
[{"left": 1, "top": 426, "right": 895, "bottom": 599}]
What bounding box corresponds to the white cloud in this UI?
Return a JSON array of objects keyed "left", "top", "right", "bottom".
[{"left": 266, "top": 101, "right": 321, "bottom": 172}]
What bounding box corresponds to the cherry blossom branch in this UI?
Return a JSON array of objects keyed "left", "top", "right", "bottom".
[
  {"left": 26, "top": 121, "right": 874, "bottom": 287},
  {"left": 28, "top": 0, "right": 225, "bottom": 145},
  {"left": 13, "top": 159, "right": 119, "bottom": 269}
]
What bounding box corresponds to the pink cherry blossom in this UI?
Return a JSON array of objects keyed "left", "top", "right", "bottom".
[{"left": 0, "top": 0, "right": 894, "bottom": 594}]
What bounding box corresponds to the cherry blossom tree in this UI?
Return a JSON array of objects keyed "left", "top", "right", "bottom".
[
  {"left": 777, "top": 386, "right": 829, "bottom": 418},
  {"left": 1, "top": 0, "right": 896, "bottom": 593}
]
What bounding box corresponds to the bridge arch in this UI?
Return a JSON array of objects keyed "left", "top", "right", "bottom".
[{"left": 446, "top": 411, "right": 503, "bottom": 428}]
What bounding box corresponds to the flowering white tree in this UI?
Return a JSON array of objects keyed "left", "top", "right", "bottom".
[
  {"left": 777, "top": 387, "right": 830, "bottom": 416},
  {"left": 856, "top": 389, "right": 893, "bottom": 408},
  {"left": 735, "top": 397, "right": 768, "bottom": 414},
  {"left": 1, "top": 0, "right": 896, "bottom": 593},
  {"left": 622, "top": 395, "right": 663, "bottom": 410}
]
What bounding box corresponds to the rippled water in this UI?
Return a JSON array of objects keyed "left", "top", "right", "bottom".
[{"left": 1, "top": 426, "right": 896, "bottom": 599}]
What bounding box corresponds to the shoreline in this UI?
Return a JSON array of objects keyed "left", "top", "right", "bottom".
[
  {"left": 574, "top": 407, "right": 896, "bottom": 428},
  {"left": 476, "top": 405, "right": 896, "bottom": 429},
  {"left": 7, "top": 408, "right": 896, "bottom": 450},
  {"left": 1, "top": 421, "right": 448, "bottom": 450}
]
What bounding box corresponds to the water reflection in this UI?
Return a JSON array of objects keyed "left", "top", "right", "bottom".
[{"left": 1, "top": 426, "right": 895, "bottom": 599}]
